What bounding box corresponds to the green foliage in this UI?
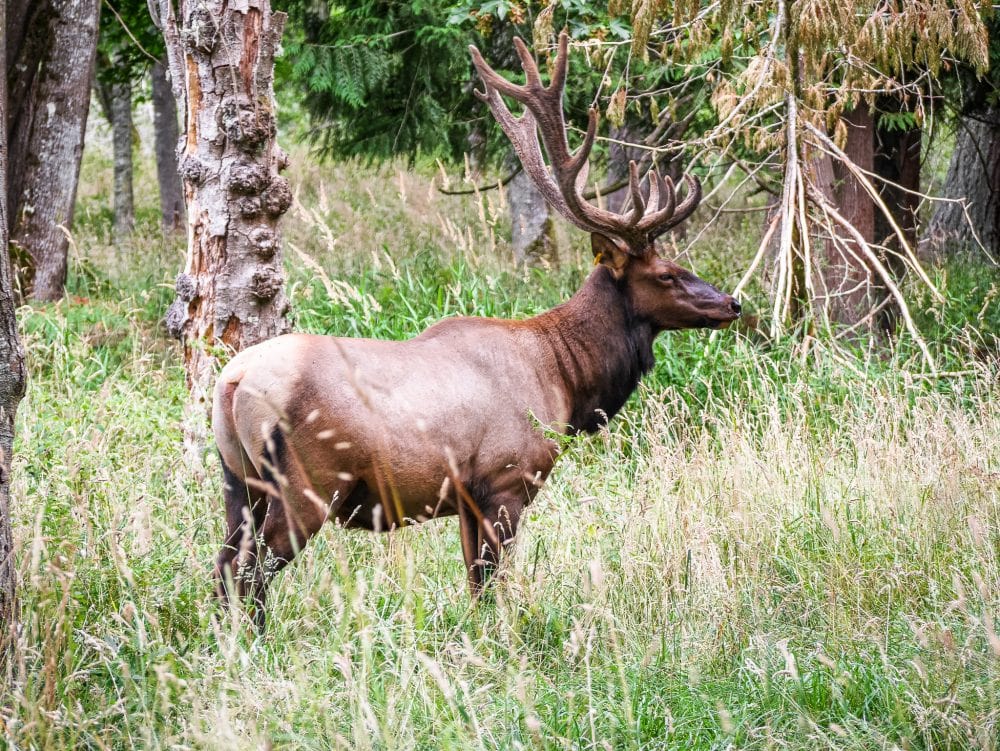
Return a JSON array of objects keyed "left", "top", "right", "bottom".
[
  {"left": 96, "top": 0, "right": 165, "bottom": 89},
  {"left": 281, "top": 0, "right": 711, "bottom": 172},
  {"left": 282, "top": 0, "right": 473, "bottom": 161}
]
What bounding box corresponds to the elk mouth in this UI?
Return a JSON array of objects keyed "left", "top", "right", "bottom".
[
  {"left": 693, "top": 310, "right": 741, "bottom": 329},
  {"left": 708, "top": 314, "right": 739, "bottom": 330}
]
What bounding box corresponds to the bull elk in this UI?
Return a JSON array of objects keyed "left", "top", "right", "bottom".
[{"left": 213, "top": 32, "right": 741, "bottom": 629}]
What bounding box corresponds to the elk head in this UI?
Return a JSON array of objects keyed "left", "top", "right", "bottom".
[{"left": 469, "top": 32, "right": 741, "bottom": 332}]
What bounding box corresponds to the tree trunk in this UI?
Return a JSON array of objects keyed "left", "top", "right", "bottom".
[
  {"left": 806, "top": 105, "right": 917, "bottom": 330},
  {"left": 812, "top": 106, "right": 879, "bottom": 325},
  {"left": 0, "top": 6, "right": 30, "bottom": 676},
  {"left": 926, "top": 108, "right": 1000, "bottom": 259},
  {"left": 872, "top": 106, "right": 921, "bottom": 332},
  {"left": 155, "top": 0, "right": 291, "bottom": 452},
  {"left": 151, "top": 58, "right": 185, "bottom": 232},
  {"left": 508, "top": 163, "right": 557, "bottom": 266},
  {"left": 110, "top": 80, "right": 135, "bottom": 238},
  {"left": 603, "top": 124, "right": 645, "bottom": 215},
  {"left": 8, "top": 0, "right": 99, "bottom": 302},
  {"left": 5, "top": 0, "right": 53, "bottom": 224}
]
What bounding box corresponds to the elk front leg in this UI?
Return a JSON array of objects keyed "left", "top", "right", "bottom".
[{"left": 458, "top": 491, "right": 524, "bottom": 597}]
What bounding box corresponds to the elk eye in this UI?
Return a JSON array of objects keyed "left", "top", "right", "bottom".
[{"left": 658, "top": 273, "right": 676, "bottom": 284}]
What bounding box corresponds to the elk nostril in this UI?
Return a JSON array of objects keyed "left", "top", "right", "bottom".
[{"left": 730, "top": 299, "right": 742, "bottom": 315}]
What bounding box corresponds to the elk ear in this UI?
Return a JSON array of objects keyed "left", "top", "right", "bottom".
[{"left": 591, "top": 233, "right": 631, "bottom": 276}]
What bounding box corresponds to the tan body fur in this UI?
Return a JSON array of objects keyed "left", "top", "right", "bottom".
[{"left": 215, "top": 314, "right": 568, "bottom": 534}]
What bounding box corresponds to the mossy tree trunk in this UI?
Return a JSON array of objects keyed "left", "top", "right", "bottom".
[
  {"left": 926, "top": 108, "right": 1000, "bottom": 259},
  {"left": 508, "top": 165, "right": 558, "bottom": 266},
  {"left": 7, "top": 0, "right": 99, "bottom": 301},
  {"left": 0, "top": 7, "right": 29, "bottom": 678},
  {"left": 153, "top": 0, "right": 291, "bottom": 452}
]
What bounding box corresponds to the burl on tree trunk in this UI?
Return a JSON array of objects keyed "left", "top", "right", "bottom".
[{"left": 154, "top": 0, "right": 291, "bottom": 452}]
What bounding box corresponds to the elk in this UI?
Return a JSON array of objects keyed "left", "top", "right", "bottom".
[{"left": 212, "top": 32, "right": 741, "bottom": 629}]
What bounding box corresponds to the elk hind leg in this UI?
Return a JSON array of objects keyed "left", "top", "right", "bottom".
[
  {"left": 245, "top": 429, "right": 353, "bottom": 631},
  {"left": 214, "top": 458, "right": 267, "bottom": 608}
]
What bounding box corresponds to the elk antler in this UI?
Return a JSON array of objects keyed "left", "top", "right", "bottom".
[{"left": 469, "top": 32, "right": 701, "bottom": 254}]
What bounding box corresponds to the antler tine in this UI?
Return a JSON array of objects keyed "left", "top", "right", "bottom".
[
  {"left": 648, "top": 175, "right": 701, "bottom": 240},
  {"left": 670, "top": 174, "right": 701, "bottom": 226},
  {"left": 548, "top": 30, "right": 570, "bottom": 99},
  {"left": 645, "top": 171, "right": 661, "bottom": 215},
  {"left": 512, "top": 37, "right": 543, "bottom": 89},
  {"left": 626, "top": 161, "right": 646, "bottom": 226},
  {"left": 646, "top": 169, "right": 672, "bottom": 216},
  {"left": 469, "top": 45, "right": 533, "bottom": 103},
  {"left": 566, "top": 107, "right": 598, "bottom": 174},
  {"left": 658, "top": 174, "right": 677, "bottom": 219},
  {"left": 638, "top": 173, "right": 676, "bottom": 230}
]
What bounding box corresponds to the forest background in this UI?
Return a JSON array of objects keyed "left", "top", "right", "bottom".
[{"left": 0, "top": 0, "right": 998, "bottom": 748}]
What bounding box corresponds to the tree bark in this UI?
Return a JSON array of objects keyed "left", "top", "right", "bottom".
[
  {"left": 603, "top": 124, "right": 646, "bottom": 215},
  {"left": 110, "top": 80, "right": 135, "bottom": 238},
  {"left": 155, "top": 0, "right": 292, "bottom": 452},
  {"left": 872, "top": 106, "right": 921, "bottom": 332},
  {"left": 508, "top": 164, "right": 557, "bottom": 266},
  {"left": 926, "top": 108, "right": 1000, "bottom": 259},
  {"left": 805, "top": 105, "right": 918, "bottom": 330},
  {"left": 8, "top": 0, "right": 99, "bottom": 302},
  {"left": 151, "top": 58, "right": 185, "bottom": 232},
  {"left": 0, "top": 5, "right": 30, "bottom": 677},
  {"left": 810, "top": 107, "right": 880, "bottom": 325},
  {"left": 5, "top": 0, "right": 53, "bottom": 224}
]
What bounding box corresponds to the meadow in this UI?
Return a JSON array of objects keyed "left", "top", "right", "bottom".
[{"left": 1, "top": 132, "right": 998, "bottom": 749}]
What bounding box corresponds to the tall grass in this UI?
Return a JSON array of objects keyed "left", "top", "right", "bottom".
[{"left": 2, "top": 145, "right": 998, "bottom": 750}]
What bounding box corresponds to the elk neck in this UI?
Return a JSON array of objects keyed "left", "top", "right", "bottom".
[{"left": 530, "top": 264, "right": 657, "bottom": 434}]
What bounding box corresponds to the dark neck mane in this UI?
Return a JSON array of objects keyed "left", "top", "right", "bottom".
[{"left": 533, "top": 266, "right": 657, "bottom": 434}]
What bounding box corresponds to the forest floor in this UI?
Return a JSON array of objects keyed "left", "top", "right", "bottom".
[{"left": 2, "top": 142, "right": 999, "bottom": 750}]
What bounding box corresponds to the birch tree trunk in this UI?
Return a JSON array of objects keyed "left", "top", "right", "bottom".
[
  {"left": 926, "top": 108, "right": 1000, "bottom": 258},
  {"left": 151, "top": 58, "right": 185, "bottom": 232},
  {"left": 110, "top": 80, "right": 135, "bottom": 238},
  {"left": 0, "top": 8, "right": 29, "bottom": 676},
  {"left": 154, "top": 0, "right": 291, "bottom": 452},
  {"left": 8, "top": 0, "right": 99, "bottom": 302}
]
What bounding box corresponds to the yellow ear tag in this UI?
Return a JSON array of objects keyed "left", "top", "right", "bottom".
[{"left": 593, "top": 252, "right": 603, "bottom": 265}]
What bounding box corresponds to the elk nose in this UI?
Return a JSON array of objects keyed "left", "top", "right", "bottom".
[{"left": 730, "top": 298, "right": 742, "bottom": 316}]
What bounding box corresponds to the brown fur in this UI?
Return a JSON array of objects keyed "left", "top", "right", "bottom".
[{"left": 212, "top": 242, "right": 740, "bottom": 629}]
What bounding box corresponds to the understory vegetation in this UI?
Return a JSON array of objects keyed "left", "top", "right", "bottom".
[{"left": 3, "top": 146, "right": 998, "bottom": 750}]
